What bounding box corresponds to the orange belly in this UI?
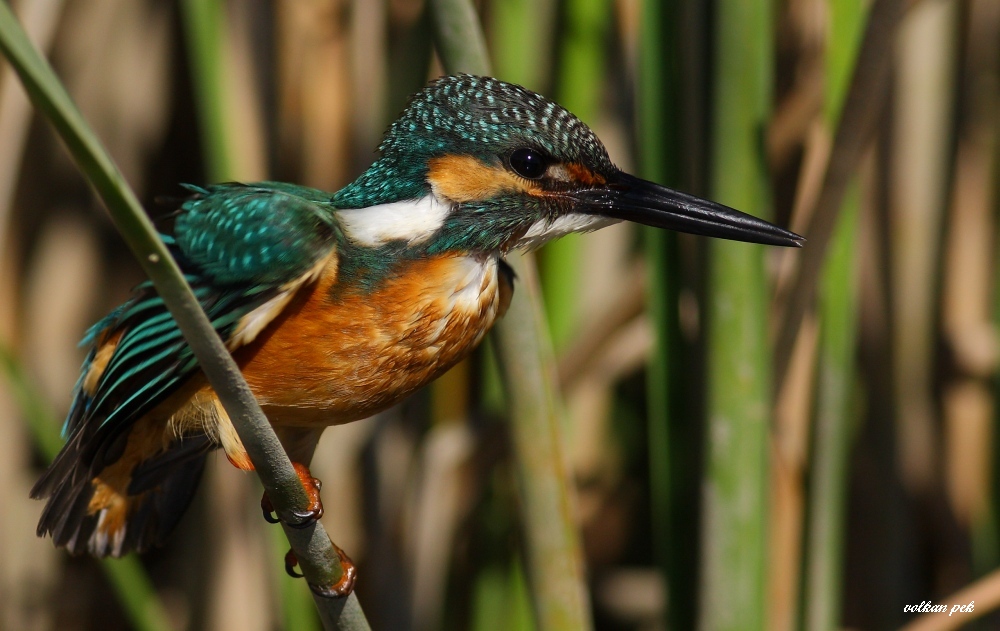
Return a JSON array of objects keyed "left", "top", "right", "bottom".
[{"left": 236, "top": 252, "right": 503, "bottom": 426}]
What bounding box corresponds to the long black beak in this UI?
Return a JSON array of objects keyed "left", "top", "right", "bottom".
[{"left": 572, "top": 171, "right": 804, "bottom": 247}]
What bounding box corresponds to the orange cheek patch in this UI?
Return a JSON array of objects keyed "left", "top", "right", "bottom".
[
  {"left": 427, "top": 154, "right": 542, "bottom": 203},
  {"left": 565, "top": 163, "right": 606, "bottom": 186}
]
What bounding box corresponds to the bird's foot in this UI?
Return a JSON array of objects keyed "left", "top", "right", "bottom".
[
  {"left": 261, "top": 462, "right": 324, "bottom": 528},
  {"left": 283, "top": 544, "right": 358, "bottom": 598}
]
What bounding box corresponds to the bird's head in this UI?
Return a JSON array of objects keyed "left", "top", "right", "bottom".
[{"left": 332, "top": 74, "right": 802, "bottom": 252}]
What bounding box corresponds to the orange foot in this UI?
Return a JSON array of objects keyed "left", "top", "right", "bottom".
[
  {"left": 285, "top": 545, "right": 358, "bottom": 598},
  {"left": 261, "top": 462, "right": 324, "bottom": 528}
]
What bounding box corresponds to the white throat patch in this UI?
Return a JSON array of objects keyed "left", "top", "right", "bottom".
[
  {"left": 336, "top": 195, "right": 451, "bottom": 247},
  {"left": 517, "top": 213, "right": 619, "bottom": 250}
]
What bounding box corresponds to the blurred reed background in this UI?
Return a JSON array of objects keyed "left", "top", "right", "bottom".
[{"left": 0, "top": 0, "right": 998, "bottom": 629}]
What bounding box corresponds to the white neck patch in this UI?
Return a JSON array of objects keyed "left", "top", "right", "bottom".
[
  {"left": 517, "top": 213, "right": 619, "bottom": 250},
  {"left": 336, "top": 195, "right": 451, "bottom": 247}
]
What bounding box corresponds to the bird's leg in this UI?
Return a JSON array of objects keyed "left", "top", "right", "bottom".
[
  {"left": 284, "top": 545, "right": 358, "bottom": 598},
  {"left": 262, "top": 463, "right": 356, "bottom": 596},
  {"left": 260, "top": 462, "right": 324, "bottom": 528}
]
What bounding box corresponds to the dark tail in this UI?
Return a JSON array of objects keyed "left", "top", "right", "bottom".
[{"left": 32, "top": 434, "right": 213, "bottom": 557}]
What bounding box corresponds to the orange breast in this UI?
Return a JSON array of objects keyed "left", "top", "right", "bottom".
[{"left": 236, "top": 252, "right": 502, "bottom": 426}]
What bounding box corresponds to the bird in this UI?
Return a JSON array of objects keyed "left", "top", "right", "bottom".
[{"left": 31, "top": 74, "right": 801, "bottom": 584}]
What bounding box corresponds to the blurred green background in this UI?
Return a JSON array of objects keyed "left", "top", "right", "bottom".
[{"left": 1, "top": 0, "right": 998, "bottom": 629}]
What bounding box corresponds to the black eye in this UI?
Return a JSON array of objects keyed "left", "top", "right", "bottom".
[{"left": 508, "top": 148, "right": 548, "bottom": 179}]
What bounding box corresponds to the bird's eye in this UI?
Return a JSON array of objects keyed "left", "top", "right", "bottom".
[{"left": 508, "top": 148, "right": 548, "bottom": 179}]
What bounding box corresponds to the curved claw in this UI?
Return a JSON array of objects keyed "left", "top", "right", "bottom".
[
  {"left": 284, "top": 508, "right": 323, "bottom": 529},
  {"left": 261, "top": 495, "right": 281, "bottom": 524},
  {"left": 285, "top": 549, "right": 304, "bottom": 579},
  {"left": 259, "top": 462, "right": 325, "bottom": 528},
  {"left": 283, "top": 545, "right": 357, "bottom": 599}
]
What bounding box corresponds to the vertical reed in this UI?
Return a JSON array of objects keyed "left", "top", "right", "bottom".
[
  {"left": 699, "top": 1, "right": 773, "bottom": 629},
  {"left": 636, "top": 0, "right": 688, "bottom": 629},
  {"left": 542, "top": 0, "right": 610, "bottom": 349},
  {"left": 803, "top": 1, "right": 865, "bottom": 628},
  {"left": 429, "top": 0, "right": 592, "bottom": 627}
]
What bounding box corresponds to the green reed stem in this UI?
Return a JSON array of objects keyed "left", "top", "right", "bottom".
[
  {"left": 0, "top": 4, "right": 367, "bottom": 628},
  {"left": 541, "top": 0, "right": 610, "bottom": 350},
  {"left": 699, "top": 1, "right": 773, "bottom": 629},
  {"left": 637, "top": 0, "right": 692, "bottom": 628},
  {"left": 803, "top": 0, "right": 865, "bottom": 628},
  {"left": 178, "top": 4, "right": 324, "bottom": 628},
  {"left": 429, "top": 0, "right": 592, "bottom": 628},
  {"left": 179, "top": 0, "right": 232, "bottom": 183}
]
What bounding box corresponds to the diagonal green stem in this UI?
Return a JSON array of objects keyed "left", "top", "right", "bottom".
[
  {"left": 429, "top": 1, "right": 592, "bottom": 629},
  {"left": 0, "top": 3, "right": 367, "bottom": 628},
  {"left": 177, "top": 3, "right": 322, "bottom": 629}
]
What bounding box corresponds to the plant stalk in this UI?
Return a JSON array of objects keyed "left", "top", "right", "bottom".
[
  {"left": 803, "top": 0, "right": 865, "bottom": 628},
  {"left": 429, "top": 0, "right": 593, "bottom": 628},
  {"left": 699, "top": 0, "right": 774, "bottom": 629},
  {"left": 0, "top": 3, "right": 367, "bottom": 628}
]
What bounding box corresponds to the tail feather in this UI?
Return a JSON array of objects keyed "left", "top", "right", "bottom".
[
  {"left": 60, "top": 480, "right": 98, "bottom": 552},
  {"left": 31, "top": 431, "right": 87, "bottom": 502},
  {"left": 122, "top": 455, "right": 208, "bottom": 555},
  {"left": 32, "top": 433, "right": 91, "bottom": 545},
  {"left": 32, "top": 434, "right": 213, "bottom": 557},
  {"left": 45, "top": 476, "right": 91, "bottom": 548}
]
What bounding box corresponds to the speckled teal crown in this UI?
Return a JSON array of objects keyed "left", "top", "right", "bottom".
[
  {"left": 384, "top": 74, "right": 611, "bottom": 166},
  {"left": 333, "top": 74, "right": 614, "bottom": 209}
]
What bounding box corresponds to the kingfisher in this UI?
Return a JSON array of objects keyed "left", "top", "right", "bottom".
[{"left": 31, "top": 74, "right": 801, "bottom": 584}]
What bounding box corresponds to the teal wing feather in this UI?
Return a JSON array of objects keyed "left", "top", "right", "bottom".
[
  {"left": 33, "top": 183, "right": 340, "bottom": 519},
  {"left": 86, "top": 182, "right": 339, "bottom": 433},
  {"left": 77, "top": 182, "right": 339, "bottom": 438},
  {"left": 175, "top": 182, "right": 339, "bottom": 284}
]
